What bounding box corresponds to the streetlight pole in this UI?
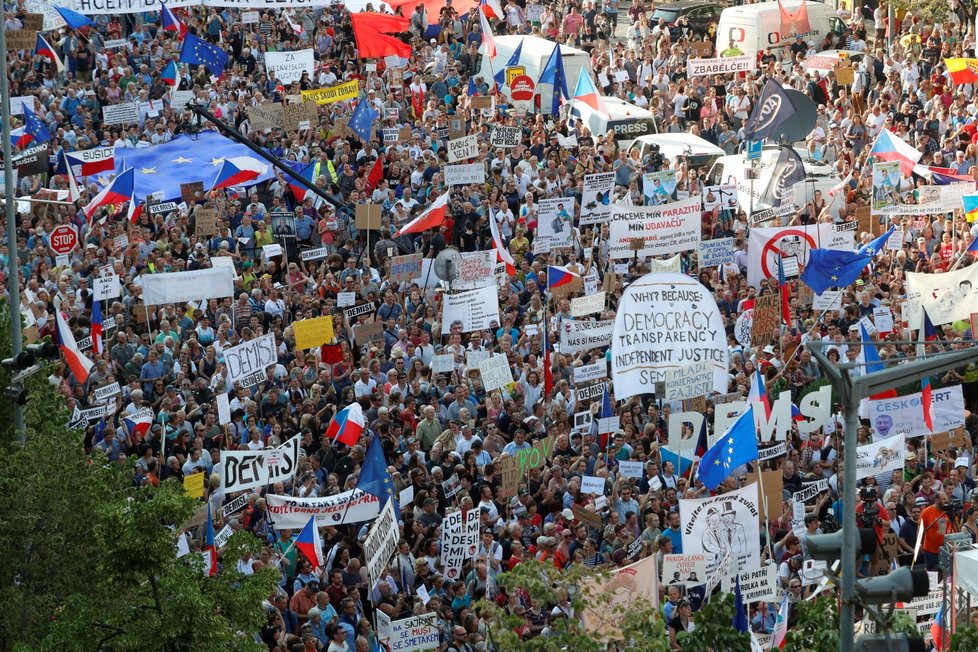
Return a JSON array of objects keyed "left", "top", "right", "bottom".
[
  {"left": 808, "top": 341, "right": 978, "bottom": 652},
  {"left": 0, "top": 19, "right": 26, "bottom": 443}
]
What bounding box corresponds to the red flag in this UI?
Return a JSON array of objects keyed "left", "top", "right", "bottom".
[
  {"left": 366, "top": 157, "right": 383, "bottom": 192},
  {"left": 350, "top": 13, "right": 412, "bottom": 60},
  {"left": 778, "top": 0, "right": 811, "bottom": 37},
  {"left": 411, "top": 89, "right": 425, "bottom": 119}
]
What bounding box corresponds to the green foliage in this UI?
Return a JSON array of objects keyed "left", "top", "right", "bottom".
[
  {"left": 796, "top": 377, "right": 831, "bottom": 405},
  {"left": 475, "top": 559, "right": 670, "bottom": 652},
  {"left": 677, "top": 592, "right": 751, "bottom": 652},
  {"left": 0, "top": 305, "right": 277, "bottom": 651},
  {"left": 950, "top": 623, "right": 978, "bottom": 652},
  {"left": 887, "top": 609, "right": 922, "bottom": 638},
  {"left": 784, "top": 594, "right": 839, "bottom": 652}
]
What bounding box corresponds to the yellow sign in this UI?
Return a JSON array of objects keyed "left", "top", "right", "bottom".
[
  {"left": 293, "top": 315, "right": 335, "bottom": 350},
  {"left": 183, "top": 472, "right": 205, "bottom": 499},
  {"left": 505, "top": 66, "right": 526, "bottom": 86},
  {"left": 301, "top": 80, "right": 359, "bottom": 105}
]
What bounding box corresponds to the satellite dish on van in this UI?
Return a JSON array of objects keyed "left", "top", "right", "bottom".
[
  {"left": 780, "top": 90, "right": 818, "bottom": 144},
  {"left": 433, "top": 248, "right": 462, "bottom": 284}
]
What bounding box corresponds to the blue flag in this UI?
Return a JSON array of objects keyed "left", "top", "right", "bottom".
[
  {"left": 540, "top": 44, "right": 568, "bottom": 115},
  {"left": 696, "top": 405, "right": 758, "bottom": 491},
  {"left": 179, "top": 33, "right": 228, "bottom": 75},
  {"left": 733, "top": 575, "right": 750, "bottom": 634},
  {"left": 860, "top": 322, "right": 884, "bottom": 374},
  {"left": 857, "top": 226, "right": 895, "bottom": 256},
  {"left": 800, "top": 248, "right": 872, "bottom": 295},
  {"left": 18, "top": 105, "right": 51, "bottom": 148},
  {"left": 113, "top": 131, "right": 275, "bottom": 203},
  {"left": 357, "top": 435, "right": 399, "bottom": 515},
  {"left": 55, "top": 5, "right": 96, "bottom": 29},
  {"left": 349, "top": 100, "right": 379, "bottom": 142},
  {"left": 660, "top": 446, "right": 694, "bottom": 477},
  {"left": 494, "top": 38, "right": 524, "bottom": 87}
]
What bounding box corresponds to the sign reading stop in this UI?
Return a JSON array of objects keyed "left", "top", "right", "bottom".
[{"left": 49, "top": 224, "right": 78, "bottom": 255}]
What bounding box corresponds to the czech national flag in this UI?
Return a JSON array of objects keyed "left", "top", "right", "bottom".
[
  {"left": 548, "top": 265, "right": 580, "bottom": 290},
  {"left": 55, "top": 310, "right": 94, "bottom": 383},
  {"left": 573, "top": 68, "right": 609, "bottom": 117},
  {"left": 161, "top": 1, "right": 188, "bottom": 39},
  {"left": 480, "top": 0, "right": 504, "bottom": 20},
  {"left": 16, "top": 106, "right": 51, "bottom": 149},
  {"left": 394, "top": 191, "right": 450, "bottom": 236},
  {"left": 203, "top": 503, "right": 217, "bottom": 576},
  {"left": 35, "top": 34, "right": 64, "bottom": 73},
  {"left": 963, "top": 195, "right": 978, "bottom": 222},
  {"left": 83, "top": 168, "right": 135, "bottom": 221},
  {"left": 63, "top": 147, "right": 114, "bottom": 177},
  {"left": 791, "top": 403, "right": 804, "bottom": 422},
  {"left": 287, "top": 162, "right": 316, "bottom": 202},
  {"left": 479, "top": 6, "right": 496, "bottom": 58},
  {"left": 747, "top": 367, "right": 771, "bottom": 419},
  {"left": 489, "top": 208, "right": 516, "bottom": 275},
  {"left": 295, "top": 516, "right": 325, "bottom": 570},
  {"left": 161, "top": 60, "right": 179, "bottom": 86},
  {"left": 325, "top": 402, "right": 366, "bottom": 447},
  {"left": 212, "top": 157, "right": 268, "bottom": 190},
  {"left": 90, "top": 300, "right": 104, "bottom": 355},
  {"left": 123, "top": 411, "right": 153, "bottom": 438},
  {"left": 870, "top": 128, "right": 922, "bottom": 175}
]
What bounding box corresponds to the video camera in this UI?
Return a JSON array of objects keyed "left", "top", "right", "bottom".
[{"left": 858, "top": 486, "right": 882, "bottom": 528}]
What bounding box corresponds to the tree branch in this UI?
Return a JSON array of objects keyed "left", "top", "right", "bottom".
[{"left": 94, "top": 622, "right": 125, "bottom": 651}]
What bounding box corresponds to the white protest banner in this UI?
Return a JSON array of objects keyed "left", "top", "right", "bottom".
[
  {"left": 399, "top": 485, "right": 415, "bottom": 507},
  {"left": 387, "top": 614, "right": 439, "bottom": 652},
  {"left": 619, "top": 460, "right": 644, "bottom": 479},
  {"left": 738, "top": 564, "right": 780, "bottom": 603},
  {"left": 855, "top": 434, "right": 906, "bottom": 481},
  {"left": 431, "top": 354, "right": 454, "bottom": 373},
  {"left": 222, "top": 493, "right": 250, "bottom": 519},
  {"left": 444, "top": 163, "right": 486, "bottom": 186},
  {"left": 93, "top": 274, "right": 121, "bottom": 301},
  {"left": 389, "top": 252, "right": 423, "bottom": 284},
  {"left": 336, "top": 291, "right": 356, "bottom": 307},
  {"left": 446, "top": 135, "right": 478, "bottom": 163},
  {"left": 220, "top": 435, "right": 301, "bottom": 492},
  {"left": 490, "top": 125, "right": 521, "bottom": 148},
  {"left": 266, "top": 489, "right": 380, "bottom": 529},
  {"left": 440, "top": 288, "right": 501, "bottom": 334},
  {"left": 577, "top": 384, "right": 606, "bottom": 402},
  {"left": 574, "top": 360, "right": 608, "bottom": 385},
  {"left": 608, "top": 197, "right": 701, "bottom": 259},
  {"left": 9, "top": 96, "right": 33, "bottom": 116},
  {"left": 453, "top": 250, "right": 495, "bottom": 290},
  {"left": 680, "top": 482, "right": 761, "bottom": 574},
  {"left": 688, "top": 55, "right": 755, "bottom": 77},
  {"left": 573, "top": 410, "right": 593, "bottom": 434},
  {"left": 571, "top": 292, "right": 605, "bottom": 317},
  {"left": 300, "top": 247, "right": 331, "bottom": 262},
  {"left": 880, "top": 182, "right": 973, "bottom": 215},
  {"left": 867, "top": 385, "right": 964, "bottom": 438},
  {"left": 748, "top": 224, "right": 851, "bottom": 288},
  {"left": 906, "top": 264, "right": 978, "bottom": 326},
  {"left": 223, "top": 333, "right": 277, "bottom": 387},
  {"left": 873, "top": 306, "right": 894, "bottom": 333},
  {"left": 612, "top": 273, "right": 728, "bottom": 400},
  {"left": 241, "top": 10, "right": 260, "bottom": 23},
  {"left": 93, "top": 381, "right": 121, "bottom": 403},
  {"left": 698, "top": 237, "right": 735, "bottom": 267},
  {"left": 214, "top": 524, "right": 234, "bottom": 550},
  {"left": 646, "top": 255, "right": 682, "bottom": 274},
  {"left": 534, "top": 197, "right": 575, "bottom": 252},
  {"left": 216, "top": 392, "right": 231, "bottom": 424},
  {"left": 441, "top": 507, "right": 479, "bottom": 580},
  {"left": 142, "top": 268, "right": 234, "bottom": 305},
  {"left": 559, "top": 319, "right": 615, "bottom": 354},
  {"left": 581, "top": 555, "right": 659, "bottom": 639},
  {"left": 364, "top": 500, "right": 399, "bottom": 587},
  {"left": 664, "top": 361, "right": 714, "bottom": 402},
  {"left": 265, "top": 49, "right": 315, "bottom": 84},
  {"left": 442, "top": 473, "right": 462, "bottom": 499},
  {"left": 263, "top": 244, "right": 283, "bottom": 260},
  {"left": 102, "top": 102, "right": 139, "bottom": 126},
  {"left": 580, "top": 172, "right": 615, "bottom": 225},
  {"left": 170, "top": 90, "right": 196, "bottom": 111},
  {"left": 581, "top": 476, "right": 606, "bottom": 496},
  {"left": 478, "top": 355, "right": 513, "bottom": 392},
  {"left": 734, "top": 309, "right": 752, "bottom": 347},
  {"left": 661, "top": 553, "right": 709, "bottom": 585}
]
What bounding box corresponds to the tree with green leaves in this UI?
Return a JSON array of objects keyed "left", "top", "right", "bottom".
[{"left": 0, "top": 303, "right": 277, "bottom": 651}]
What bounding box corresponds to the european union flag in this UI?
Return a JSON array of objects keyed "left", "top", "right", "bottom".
[
  {"left": 179, "top": 33, "right": 228, "bottom": 75},
  {"left": 540, "top": 43, "right": 568, "bottom": 114},
  {"left": 494, "top": 38, "right": 524, "bottom": 87},
  {"left": 54, "top": 5, "right": 96, "bottom": 29},
  {"left": 357, "top": 435, "right": 399, "bottom": 515},
  {"left": 113, "top": 131, "right": 275, "bottom": 203},
  {"left": 800, "top": 248, "right": 872, "bottom": 295},
  {"left": 857, "top": 226, "right": 895, "bottom": 257},
  {"left": 349, "top": 100, "right": 379, "bottom": 142},
  {"left": 696, "top": 405, "right": 758, "bottom": 491}
]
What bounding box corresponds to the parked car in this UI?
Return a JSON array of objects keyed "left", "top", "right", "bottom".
[{"left": 650, "top": 2, "right": 726, "bottom": 39}]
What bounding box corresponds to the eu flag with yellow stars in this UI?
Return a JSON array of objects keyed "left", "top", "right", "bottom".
[
  {"left": 696, "top": 404, "right": 758, "bottom": 491},
  {"left": 800, "top": 247, "right": 873, "bottom": 295},
  {"left": 357, "top": 435, "right": 399, "bottom": 515},
  {"left": 178, "top": 33, "right": 228, "bottom": 75}
]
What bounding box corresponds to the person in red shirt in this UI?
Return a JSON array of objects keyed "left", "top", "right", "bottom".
[
  {"left": 919, "top": 492, "right": 961, "bottom": 572},
  {"left": 855, "top": 486, "right": 891, "bottom": 576}
]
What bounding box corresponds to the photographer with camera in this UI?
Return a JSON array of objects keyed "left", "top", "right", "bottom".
[
  {"left": 854, "top": 486, "right": 891, "bottom": 576},
  {"left": 918, "top": 491, "right": 962, "bottom": 573}
]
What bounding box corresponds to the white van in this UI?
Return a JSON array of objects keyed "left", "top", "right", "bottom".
[
  {"left": 478, "top": 35, "right": 592, "bottom": 115},
  {"left": 715, "top": 1, "right": 845, "bottom": 59},
  {"left": 566, "top": 97, "right": 658, "bottom": 146},
  {"left": 707, "top": 145, "right": 841, "bottom": 219},
  {"left": 628, "top": 133, "right": 726, "bottom": 168}
]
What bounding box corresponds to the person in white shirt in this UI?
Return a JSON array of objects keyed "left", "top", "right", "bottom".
[{"left": 354, "top": 368, "right": 377, "bottom": 398}]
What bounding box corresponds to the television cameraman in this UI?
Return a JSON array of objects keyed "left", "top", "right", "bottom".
[
  {"left": 853, "top": 485, "right": 890, "bottom": 576},
  {"left": 919, "top": 491, "right": 962, "bottom": 574}
]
